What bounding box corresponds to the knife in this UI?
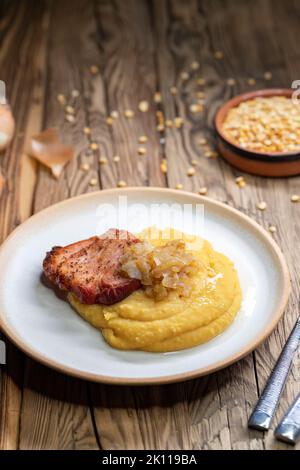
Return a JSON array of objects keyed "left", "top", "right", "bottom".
[
  {"left": 248, "top": 316, "right": 300, "bottom": 431},
  {"left": 275, "top": 392, "right": 300, "bottom": 445}
]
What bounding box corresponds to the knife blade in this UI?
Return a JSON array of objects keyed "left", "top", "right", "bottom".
[{"left": 248, "top": 316, "right": 300, "bottom": 431}]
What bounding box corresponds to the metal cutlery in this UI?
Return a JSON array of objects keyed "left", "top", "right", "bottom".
[
  {"left": 248, "top": 316, "right": 300, "bottom": 431},
  {"left": 275, "top": 392, "right": 300, "bottom": 445}
]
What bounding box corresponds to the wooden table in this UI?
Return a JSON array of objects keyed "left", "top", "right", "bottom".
[{"left": 0, "top": 0, "right": 299, "bottom": 450}]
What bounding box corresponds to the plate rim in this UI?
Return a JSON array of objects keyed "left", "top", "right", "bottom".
[{"left": 0, "top": 187, "right": 291, "bottom": 385}]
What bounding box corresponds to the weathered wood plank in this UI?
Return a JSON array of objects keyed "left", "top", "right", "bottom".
[
  {"left": 91, "top": 0, "right": 165, "bottom": 189},
  {"left": 151, "top": 0, "right": 264, "bottom": 450},
  {"left": 249, "top": 0, "right": 300, "bottom": 450},
  {"left": 0, "top": 0, "right": 50, "bottom": 450},
  {"left": 17, "top": 0, "right": 100, "bottom": 450},
  {"left": 89, "top": 0, "right": 192, "bottom": 450},
  {"left": 19, "top": 362, "right": 97, "bottom": 450}
]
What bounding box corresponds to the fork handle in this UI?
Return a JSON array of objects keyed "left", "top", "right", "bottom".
[
  {"left": 248, "top": 317, "right": 300, "bottom": 431},
  {"left": 275, "top": 392, "right": 300, "bottom": 445}
]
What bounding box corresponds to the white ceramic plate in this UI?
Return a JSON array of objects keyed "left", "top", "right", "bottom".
[{"left": 0, "top": 188, "right": 290, "bottom": 384}]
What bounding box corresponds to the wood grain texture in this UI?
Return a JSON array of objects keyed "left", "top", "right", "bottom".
[
  {"left": 0, "top": 0, "right": 49, "bottom": 450},
  {"left": 17, "top": 0, "right": 101, "bottom": 450},
  {"left": 0, "top": 0, "right": 299, "bottom": 450}
]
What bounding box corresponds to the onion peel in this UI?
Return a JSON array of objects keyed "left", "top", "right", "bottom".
[
  {"left": 28, "top": 128, "right": 75, "bottom": 178},
  {"left": 0, "top": 104, "right": 15, "bottom": 152},
  {"left": 0, "top": 169, "right": 5, "bottom": 196}
]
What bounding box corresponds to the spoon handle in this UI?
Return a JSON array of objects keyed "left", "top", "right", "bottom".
[
  {"left": 248, "top": 317, "right": 300, "bottom": 431},
  {"left": 275, "top": 392, "right": 300, "bottom": 445}
]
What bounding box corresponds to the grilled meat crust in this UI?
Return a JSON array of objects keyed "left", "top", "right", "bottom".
[{"left": 43, "top": 229, "right": 141, "bottom": 305}]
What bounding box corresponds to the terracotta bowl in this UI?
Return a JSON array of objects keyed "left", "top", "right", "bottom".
[{"left": 215, "top": 88, "right": 300, "bottom": 177}]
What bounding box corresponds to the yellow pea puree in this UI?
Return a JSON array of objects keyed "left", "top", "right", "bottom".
[{"left": 68, "top": 228, "right": 242, "bottom": 352}]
